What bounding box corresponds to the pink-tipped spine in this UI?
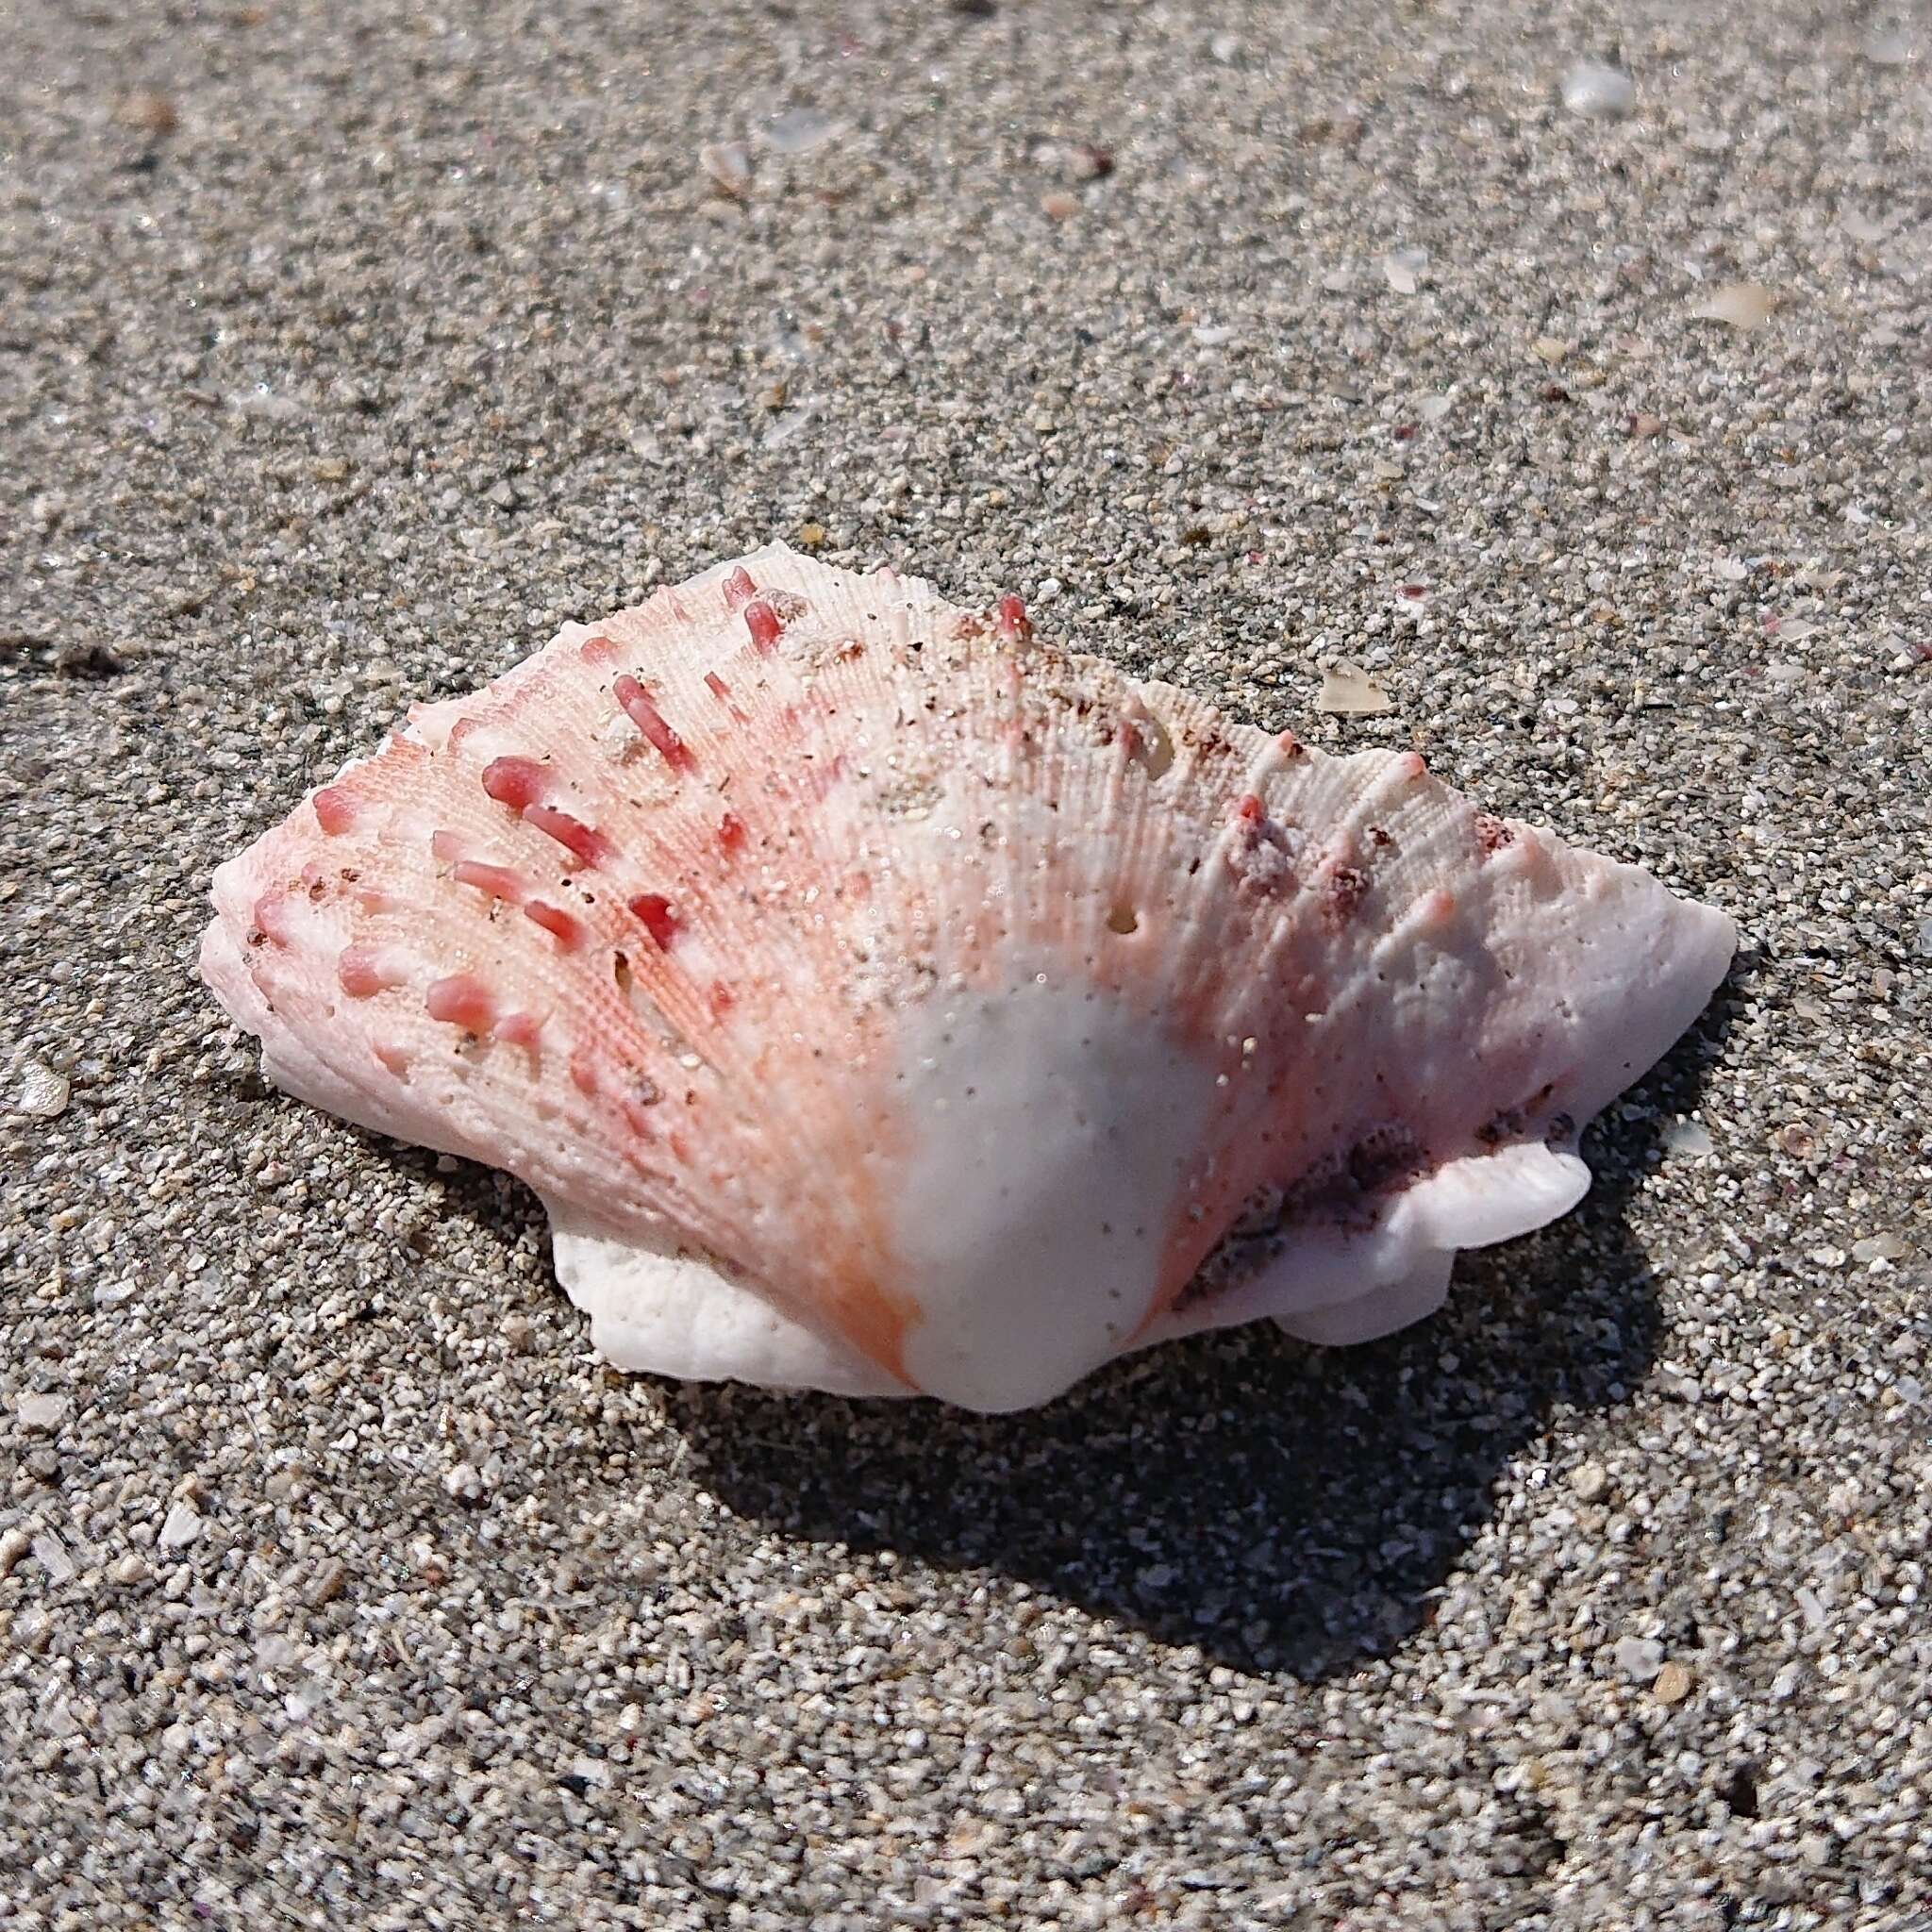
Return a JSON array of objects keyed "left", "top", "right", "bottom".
[
  {"left": 453, "top": 859, "right": 526, "bottom": 905},
  {"left": 312, "top": 787, "right": 357, "bottom": 836},
  {"left": 481, "top": 757, "right": 549, "bottom": 811},
  {"left": 613, "top": 675, "right": 694, "bottom": 773},
  {"left": 524, "top": 900, "right": 582, "bottom": 948},
  {"left": 425, "top": 974, "right": 498, "bottom": 1035},
  {"left": 337, "top": 945, "right": 405, "bottom": 999},
  {"left": 743, "top": 600, "right": 781, "bottom": 653},
  {"left": 628, "top": 893, "right": 679, "bottom": 950},
  {"left": 525, "top": 806, "right": 612, "bottom": 868}
]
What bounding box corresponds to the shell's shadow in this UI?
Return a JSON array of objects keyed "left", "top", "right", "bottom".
[{"left": 665, "top": 981, "right": 1740, "bottom": 1682}]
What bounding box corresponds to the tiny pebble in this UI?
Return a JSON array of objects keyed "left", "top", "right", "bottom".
[
  {"left": 1560, "top": 60, "right": 1636, "bottom": 118},
  {"left": 698, "top": 141, "right": 750, "bottom": 196},
  {"left": 257, "top": 1633, "right": 300, "bottom": 1670},
  {"left": 1852, "top": 1234, "right": 1907, "bottom": 1263},
  {"left": 1571, "top": 1461, "right": 1609, "bottom": 1502},
  {"left": 115, "top": 88, "right": 178, "bottom": 136},
  {"left": 443, "top": 1462, "right": 483, "bottom": 1502},
  {"left": 1653, "top": 1662, "right": 1693, "bottom": 1705},
  {"left": 1614, "top": 1636, "right": 1666, "bottom": 1679},
  {"left": 761, "top": 108, "right": 840, "bottom": 157},
  {"left": 12, "top": 1064, "right": 70, "bottom": 1119},
  {"left": 1662, "top": 1118, "right": 1714, "bottom": 1158},
  {"left": 158, "top": 1504, "right": 203, "bottom": 1550},
  {"left": 1316, "top": 659, "right": 1393, "bottom": 716},
  {"left": 32, "top": 1533, "right": 75, "bottom": 1585},
  {"left": 1383, "top": 246, "right": 1428, "bottom": 294},
  {"left": 1691, "top": 282, "right": 1777, "bottom": 331},
  {"left": 308, "top": 1557, "right": 348, "bottom": 1606},
  {"left": 16, "top": 1392, "right": 67, "bottom": 1432}
]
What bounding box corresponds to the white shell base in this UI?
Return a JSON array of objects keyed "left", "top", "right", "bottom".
[
  {"left": 545, "top": 1204, "right": 907, "bottom": 1398},
  {"left": 544, "top": 1140, "right": 1594, "bottom": 1401}
]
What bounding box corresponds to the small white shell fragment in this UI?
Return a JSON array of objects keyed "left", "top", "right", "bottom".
[
  {"left": 1663, "top": 1117, "right": 1714, "bottom": 1158},
  {"left": 33, "top": 1533, "right": 75, "bottom": 1585},
  {"left": 1570, "top": 1460, "right": 1610, "bottom": 1501},
  {"left": 1384, "top": 246, "right": 1428, "bottom": 294},
  {"left": 698, "top": 141, "right": 751, "bottom": 197},
  {"left": 200, "top": 544, "right": 1736, "bottom": 1411},
  {"left": 1692, "top": 282, "right": 1777, "bottom": 330},
  {"left": 1560, "top": 60, "right": 1636, "bottom": 118},
  {"left": 11, "top": 1063, "right": 70, "bottom": 1119},
  {"left": 16, "top": 1392, "right": 67, "bottom": 1433},
  {"left": 1316, "top": 658, "right": 1394, "bottom": 715},
  {"left": 1852, "top": 1233, "right": 1907, "bottom": 1263},
  {"left": 158, "top": 1503, "right": 204, "bottom": 1550},
  {"left": 1614, "top": 1634, "right": 1666, "bottom": 1678},
  {"left": 760, "top": 108, "right": 840, "bottom": 156}
]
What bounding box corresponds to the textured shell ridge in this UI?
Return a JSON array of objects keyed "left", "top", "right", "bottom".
[{"left": 200, "top": 543, "right": 1737, "bottom": 1411}]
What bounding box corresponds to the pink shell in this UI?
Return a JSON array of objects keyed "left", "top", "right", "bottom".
[{"left": 200, "top": 543, "right": 1736, "bottom": 1411}]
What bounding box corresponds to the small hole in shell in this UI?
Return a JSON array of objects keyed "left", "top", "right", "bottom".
[{"left": 1107, "top": 904, "right": 1140, "bottom": 936}]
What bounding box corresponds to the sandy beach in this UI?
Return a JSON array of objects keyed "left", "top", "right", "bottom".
[{"left": 3, "top": 2, "right": 1929, "bottom": 1924}]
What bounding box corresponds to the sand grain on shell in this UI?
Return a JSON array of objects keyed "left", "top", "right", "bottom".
[{"left": 2, "top": 2, "right": 1929, "bottom": 1927}]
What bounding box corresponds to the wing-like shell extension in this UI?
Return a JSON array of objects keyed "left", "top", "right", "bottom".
[{"left": 201, "top": 544, "right": 1736, "bottom": 1411}]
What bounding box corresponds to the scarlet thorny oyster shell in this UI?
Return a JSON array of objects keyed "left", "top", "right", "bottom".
[{"left": 201, "top": 544, "right": 1736, "bottom": 1411}]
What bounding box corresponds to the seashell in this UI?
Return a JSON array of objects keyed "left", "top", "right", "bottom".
[{"left": 201, "top": 544, "right": 1736, "bottom": 1411}]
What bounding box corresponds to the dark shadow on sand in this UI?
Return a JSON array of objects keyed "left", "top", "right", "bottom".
[
  {"left": 259, "top": 960, "right": 1742, "bottom": 1682},
  {"left": 661, "top": 973, "right": 1742, "bottom": 1681}
]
